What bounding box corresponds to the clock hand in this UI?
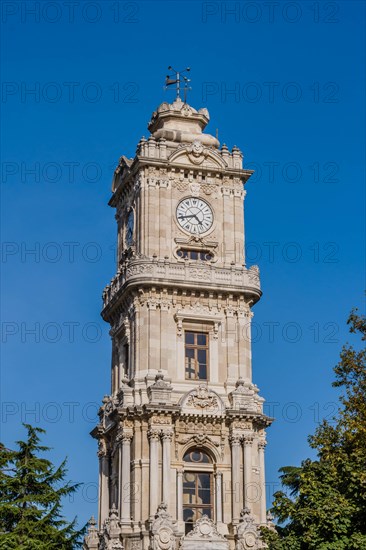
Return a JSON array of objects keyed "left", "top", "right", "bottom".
[{"left": 178, "top": 214, "right": 196, "bottom": 220}]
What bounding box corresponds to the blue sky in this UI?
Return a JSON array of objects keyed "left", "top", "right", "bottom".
[{"left": 1, "top": 0, "right": 365, "bottom": 529}]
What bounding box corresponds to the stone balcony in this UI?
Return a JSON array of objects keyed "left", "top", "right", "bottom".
[{"left": 102, "top": 259, "right": 261, "bottom": 310}]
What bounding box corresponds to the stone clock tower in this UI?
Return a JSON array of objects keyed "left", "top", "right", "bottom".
[{"left": 84, "top": 96, "right": 273, "bottom": 550}]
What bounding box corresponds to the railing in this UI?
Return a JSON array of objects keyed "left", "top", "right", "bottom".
[{"left": 102, "top": 259, "right": 261, "bottom": 309}]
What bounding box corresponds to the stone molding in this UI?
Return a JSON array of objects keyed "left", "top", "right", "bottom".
[{"left": 103, "top": 260, "right": 260, "bottom": 309}]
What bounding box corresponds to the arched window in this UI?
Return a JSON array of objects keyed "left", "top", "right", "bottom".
[{"left": 182, "top": 449, "right": 213, "bottom": 534}]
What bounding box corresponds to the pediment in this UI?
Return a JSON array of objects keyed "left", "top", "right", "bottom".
[
  {"left": 168, "top": 142, "right": 227, "bottom": 170},
  {"left": 111, "top": 155, "right": 133, "bottom": 192},
  {"left": 180, "top": 385, "right": 225, "bottom": 416}
]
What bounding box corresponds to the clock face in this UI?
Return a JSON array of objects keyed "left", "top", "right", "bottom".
[
  {"left": 176, "top": 198, "right": 213, "bottom": 235},
  {"left": 126, "top": 210, "right": 134, "bottom": 246}
]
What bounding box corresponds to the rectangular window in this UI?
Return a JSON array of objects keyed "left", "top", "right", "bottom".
[
  {"left": 185, "top": 331, "right": 209, "bottom": 380},
  {"left": 183, "top": 471, "right": 213, "bottom": 534},
  {"left": 177, "top": 249, "right": 213, "bottom": 261},
  {"left": 124, "top": 343, "right": 129, "bottom": 377}
]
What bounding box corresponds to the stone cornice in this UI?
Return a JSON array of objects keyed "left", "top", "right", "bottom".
[{"left": 109, "top": 156, "right": 253, "bottom": 207}]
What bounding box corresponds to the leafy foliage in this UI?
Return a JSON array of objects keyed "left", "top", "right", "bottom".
[
  {"left": 262, "top": 308, "right": 366, "bottom": 549},
  {"left": 0, "top": 424, "right": 85, "bottom": 549}
]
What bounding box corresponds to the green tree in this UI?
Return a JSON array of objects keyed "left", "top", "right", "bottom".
[
  {"left": 0, "top": 423, "right": 85, "bottom": 549},
  {"left": 262, "top": 308, "right": 366, "bottom": 550}
]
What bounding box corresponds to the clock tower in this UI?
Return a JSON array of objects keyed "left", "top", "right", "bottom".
[{"left": 84, "top": 96, "right": 273, "bottom": 550}]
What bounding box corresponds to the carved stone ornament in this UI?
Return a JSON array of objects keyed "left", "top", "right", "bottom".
[
  {"left": 229, "top": 378, "right": 258, "bottom": 413},
  {"left": 180, "top": 516, "right": 229, "bottom": 550},
  {"left": 172, "top": 179, "right": 189, "bottom": 192},
  {"left": 129, "top": 540, "right": 142, "bottom": 550},
  {"left": 187, "top": 385, "right": 218, "bottom": 410},
  {"left": 189, "top": 181, "right": 200, "bottom": 196},
  {"left": 235, "top": 508, "right": 261, "bottom": 550},
  {"left": 99, "top": 506, "right": 123, "bottom": 550},
  {"left": 147, "top": 371, "right": 173, "bottom": 404},
  {"left": 180, "top": 433, "right": 220, "bottom": 450},
  {"left": 187, "top": 140, "right": 209, "bottom": 165},
  {"left": 179, "top": 385, "right": 225, "bottom": 417},
  {"left": 83, "top": 516, "right": 100, "bottom": 549},
  {"left": 150, "top": 502, "right": 177, "bottom": 550},
  {"left": 247, "top": 265, "right": 260, "bottom": 285}
]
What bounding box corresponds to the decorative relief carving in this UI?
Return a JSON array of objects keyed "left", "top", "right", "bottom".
[
  {"left": 180, "top": 516, "right": 229, "bottom": 550},
  {"left": 189, "top": 182, "right": 200, "bottom": 196},
  {"left": 179, "top": 434, "right": 219, "bottom": 449},
  {"left": 126, "top": 264, "right": 154, "bottom": 278},
  {"left": 151, "top": 415, "right": 172, "bottom": 425},
  {"left": 100, "top": 506, "right": 123, "bottom": 550},
  {"left": 229, "top": 378, "right": 259, "bottom": 413},
  {"left": 187, "top": 385, "right": 218, "bottom": 410},
  {"left": 200, "top": 183, "right": 216, "bottom": 196},
  {"left": 180, "top": 387, "right": 225, "bottom": 417},
  {"left": 232, "top": 421, "right": 253, "bottom": 430},
  {"left": 248, "top": 265, "right": 260, "bottom": 285},
  {"left": 172, "top": 179, "right": 189, "bottom": 192},
  {"left": 189, "top": 268, "right": 211, "bottom": 280},
  {"left": 150, "top": 502, "right": 177, "bottom": 550},
  {"left": 235, "top": 508, "right": 261, "bottom": 550},
  {"left": 128, "top": 540, "right": 142, "bottom": 550}
]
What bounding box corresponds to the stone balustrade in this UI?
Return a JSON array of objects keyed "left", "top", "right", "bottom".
[{"left": 102, "top": 259, "right": 261, "bottom": 309}]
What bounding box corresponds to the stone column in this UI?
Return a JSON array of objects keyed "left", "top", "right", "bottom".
[
  {"left": 162, "top": 431, "right": 173, "bottom": 509},
  {"left": 98, "top": 439, "right": 110, "bottom": 528},
  {"left": 176, "top": 469, "right": 183, "bottom": 523},
  {"left": 230, "top": 435, "right": 241, "bottom": 523},
  {"left": 258, "top": 440, "right": 267, "bottom": 524},
  {"left": 215, "top": 471, "right": 223, "bottom": 524},
  {"left": 148, "top": 429, "right": 160, "bottom": 518},
  {"left": 119, "top": 433, "right": 133, "bottom": 523},
  {"left": 243, "top": 435, "right": 253, "bottom": 511}
]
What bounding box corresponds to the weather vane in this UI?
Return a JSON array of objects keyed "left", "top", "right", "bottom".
[{"left": 165, "top": 66, "right": 191, "bottom": 102}]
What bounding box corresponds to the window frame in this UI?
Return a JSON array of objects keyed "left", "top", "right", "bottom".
[
  {"left": 182, "top": 449, "right": 214, "bottom": 534},
  {"left": 184, "top": 330, "right": 209, "bottom": 381},
  {"left": 177, "top": 249, "right": 214, "bottom": 262}
]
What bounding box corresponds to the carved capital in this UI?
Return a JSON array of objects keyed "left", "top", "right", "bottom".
[
  {"left": 148, "top": 429, "right": 161, "bottom": 442},
  {"left": 243, "top": 435, "right": 254, "bottom": 446},
  {"left": 121, "top": 432, "right": 133, "bottom": 443},
  {"left": 229, "top": 435, "right": 242, "bottom": 447},
  {"left": 161, "top": 431, "right": 173, "bottom": 442}
]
